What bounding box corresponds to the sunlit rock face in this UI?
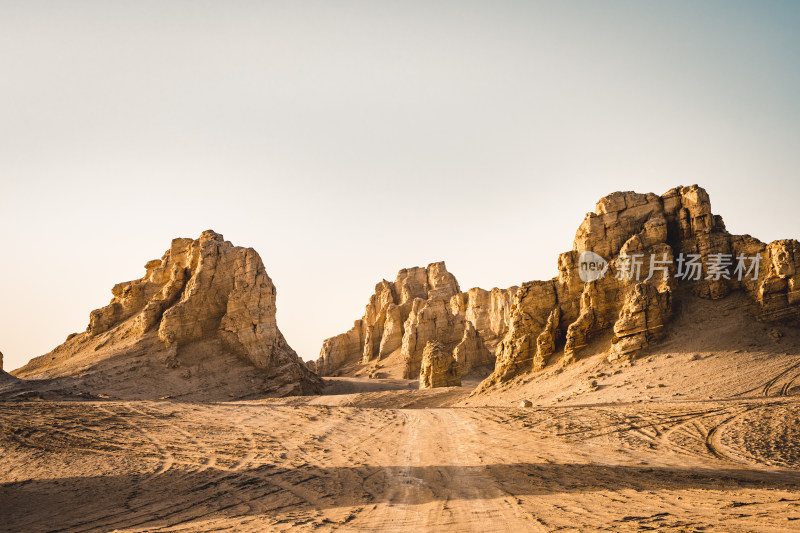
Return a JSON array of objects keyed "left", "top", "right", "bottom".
[
  {"left": 315, "top": 262, "right": 518, "bottom": 378},
  {"left": 316, "top": 185, "right": 798, "bottom": 392},
  {"left": 419, "top": 341, "right": 461, "bottom": 389},
  {"left": 14, "top": 230, "right": 322, "bottom": 399},
  {"left": 476, "top": 185, "right": 800, "bottom": 392}
]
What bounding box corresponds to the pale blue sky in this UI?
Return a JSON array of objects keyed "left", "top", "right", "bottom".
[{"left": 2, "top": 1, "right": 799, "bottom": 370}]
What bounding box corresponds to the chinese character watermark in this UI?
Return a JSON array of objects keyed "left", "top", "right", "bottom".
[
  {"left": 579, "top": 251, "right": 761, "bottom": 283},
  {"left": 675, "top": 253, "right": 702, "bottom": 281}
]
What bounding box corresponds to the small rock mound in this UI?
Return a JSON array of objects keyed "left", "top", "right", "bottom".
[{"left": 419, "top": 341, "right": 461, "bottom": 389}]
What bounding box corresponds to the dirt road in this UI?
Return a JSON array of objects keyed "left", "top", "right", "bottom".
[{"left": 2, "top": 398, "right": 800, "bottom": 532}]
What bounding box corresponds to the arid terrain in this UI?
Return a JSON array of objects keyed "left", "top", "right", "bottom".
[
  {"left": 4, "top": 298, "right": 800, "bottom": 532},
  {"left": 5, "top": 0, "right": 800, "bottom": 528},
  {"left": 2, "top": 186, "right": 800, "bottom": 531},
  {"left": 1, "top": 389, "right": 800, "bottom": 532}
]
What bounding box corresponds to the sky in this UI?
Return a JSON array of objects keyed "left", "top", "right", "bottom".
[{"left": 1, "top": 1, "right": 799, "bottom": 371}]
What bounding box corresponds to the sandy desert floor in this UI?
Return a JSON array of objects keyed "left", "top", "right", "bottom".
[{"left": 2, "top": 391, "right": 800, "bottom": 532}]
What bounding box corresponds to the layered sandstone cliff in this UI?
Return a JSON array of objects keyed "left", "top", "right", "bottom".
[
  {"left": 13, "top": 230, "right": 322, "bottom": 399},
  {"left": 315, "top": 262, "right": 518, "bottom": 379},
  {"left": 477, "top": 185, "right": 800, "bottom": 392}
]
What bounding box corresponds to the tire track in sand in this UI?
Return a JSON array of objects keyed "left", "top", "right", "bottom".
[{"left": 347, "top": 408, "right": 542, "bottom": 532}]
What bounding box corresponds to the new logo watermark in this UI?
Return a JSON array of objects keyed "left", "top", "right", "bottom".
[
  {"left": 577, "top": 251, "right": 761, "bottom": 283},
  {"left": 578, "top": 251, "right": 609, "bottom": 282}
]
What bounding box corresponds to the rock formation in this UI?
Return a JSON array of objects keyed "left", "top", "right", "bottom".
[
  {"left": 401, "top": 297, "right": 465, "bottom": 379},
  {"left": 0, "top": 350, "right": 24, "bottom": 389},
  {"left": 453, "top": 322, "right": 493, "bottom": 376},
  {"left": 477, "top": 185, "right": 800, "bottom": 393},
  {"left": 0, "top": 351, "right": 11, "bottom": 383},
  {"left": 419, "top": 341, "right": 461, "bottom": 388},
  {"left": 315, "top": 262, "right": 517, "bottom": 379},
  {"left": 607, "top": 282, "right": 672, "bottom": 361},
  {"left": 13, "top": 230, "right": 322, "bottom": 399}
]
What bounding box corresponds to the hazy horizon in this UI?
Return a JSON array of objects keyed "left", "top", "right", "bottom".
[{"left": 2, "top": 1, "right": 800, "bottom": 370}]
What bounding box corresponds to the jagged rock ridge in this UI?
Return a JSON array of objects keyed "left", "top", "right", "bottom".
[
  {"left": 314, "top": 262, "right": 518, "bottom": 379},
  {"left": 13, "top": 230, "right": 322, "bottom": 399},
  {"left": 477, "top": 185, "right": 800, "bottom": 392},
  {"left": 314, "top": 185, "right": 800, "bottom": 394}
]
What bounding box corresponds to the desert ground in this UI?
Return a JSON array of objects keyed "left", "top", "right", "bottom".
[
  {"left": 2, "top": 384, "right": 800, "bottom": 532},
  {"left": 3, "top": 290, "right": 800, "bottom": 532},
  {"left": 2, "top": 194, "right": 799, "bottom": 531}
]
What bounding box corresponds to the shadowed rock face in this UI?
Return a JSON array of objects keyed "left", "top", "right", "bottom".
[
  {"left": 315, "top": 262, "right": 517, "bottom": 378},
  {"left": 476, "top": 185, "right": 800, "bottom": 393},
  {"left": 13, "top": 230, "right": 322, "bottom": 399},
  {"left": 0, "top": 350, "right": 13, "bottom": 384}
]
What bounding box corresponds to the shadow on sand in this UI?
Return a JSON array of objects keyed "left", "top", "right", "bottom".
[{"left": 2, "top": 461, "right": 799, "bottom": 531}]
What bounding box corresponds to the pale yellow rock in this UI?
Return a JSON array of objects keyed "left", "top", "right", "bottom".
[
  {"left": 477, "top": 184, "right": 800, "bottom": 395},
  {"left": 426, "top": 261, "right": 461, "bottom": 301},
  {"left": 14, "top": 230, "right": 321, "bottom": 399},
  {"left": 395, "top": 267, "right": 430, "bottom": 304},
  {"left": 401, "top": 298, "right": 465, "bottom": 379},
  {"left": 378, "top": 304, "right": 403, "bottom": 358},
  {"left": 476, "top": 281, "right": 558, "bottom": 391},
  {"left": 608, "top": 282, "right": 671, "bottom": 361},
  {"left": 449, "top": 286, "right": 519, "bottom": 349},
  {"left": 316, "top": 322, "right": 363, "bottom": 376},
  {"left": 419, "top": 341, "right": 461, "bottom": 389},
  {"left": 315, "top": 262, "right": 517, "bottom": 378},
  {"left": 563, "top": 286, "right": 596, "bottom": 366},
  {"left": 453, "top": 321, "right": 493, "bottom": 376},
  {"left": 533, "top": 307, "right": 560, "bottom": 371},
  {"left": 756, "top": 240, "right": 800, "bottom": 322}
]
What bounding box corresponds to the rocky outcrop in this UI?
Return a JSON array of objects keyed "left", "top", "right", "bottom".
[
  {"left": 607, "top": 282, "right": 671, "bottom": 361},
  {"left": 315, "top": 263, "right": 457, "bottom": 376},
  {"left": 13, "top": 230, "right": 322, "bottom": 399},
  {"left": 449, "top": 287, "right": 519, "bottom": 356},
  {"left": 753, "top": 240, "right": 800, "bottom": 323},
  {"left": 534, "top": 307, "right": 560, "bottom": 371},
  {"left": 419, "top": 341, "right": 461, "bottom": 389},
  {"left": 453, "top": 322, "right": 493, "bottom": 376},
  {"left": 478, "top": 281, "right": 558, "bottom": 390},
  {"left": 315, "top": 261, "right": 518, "bottom": 378},
  {"left": 0, "top": 350, "right": 18, "bottom": 386},
  {"left": 401, "top": 297, "right": 466, "bottom": 378},
  {"left": 0, "top": 351, "right": 11, "bottom": 384},
  {"left": 478, "top": 185, "right": 800, "bottom": 392}
]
